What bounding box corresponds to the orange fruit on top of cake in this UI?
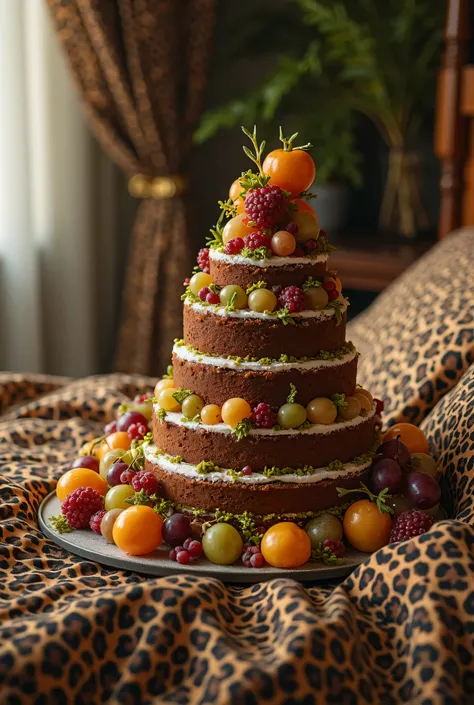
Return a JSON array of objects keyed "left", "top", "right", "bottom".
[
  {"left": 112, "top": 505, "right": 163, "bottom": 556},
  {"left": 261, "top": 522, "right": 311, "bottom": 568},
  {"left": 56, "top": 468, "right": 107, "bottom": 501},
  {"left": 383, "top": 423, "right": 429, "bottom": 454},
  {"left": 263, "top": 136, "right": 316, "bottom": 198}
]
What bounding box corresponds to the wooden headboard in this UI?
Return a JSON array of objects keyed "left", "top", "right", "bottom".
[{"left": 435, "top": 0, "right": 474, "bottom": 237}]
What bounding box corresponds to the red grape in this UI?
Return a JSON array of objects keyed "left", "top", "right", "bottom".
[
  {"left": 176, "top": 550, "right": 191, "bottom": 565},
  {"left": 107, "top": 462, "right": 129, "bottom": 487},
  {"left": 407, "top": 471, "right": 441, "bottom": 510},
  {"left": 371, "top": 457, "right": 403, "bottom": 493},
  {"left": 116, "top": 411, "right": 148, "bottom": 433},
  {"left": 162, "top": 513, "right": 192, "bottom": 547},
  {"left": 71, "top": 455, "right": 99, "bottom": 473},
  {"left": 376, "top": 438, "right": 411, "bottom": 469}
]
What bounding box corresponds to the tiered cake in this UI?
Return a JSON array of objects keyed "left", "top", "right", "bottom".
[{"left": 143, "top": 128, "right": 379, "bottom": 530}]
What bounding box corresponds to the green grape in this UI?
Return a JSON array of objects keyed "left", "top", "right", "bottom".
[
  {"left": 411, "top": 453, "right": 438, "bottom": 479},
  {"left": 339, "top": 396, "right": 361, "bottom": 421},
  {"left": 304, "top": 287, "right": 328, "bottom": 311},
  {"left": 189, "top": 271, "right": 212, "bottom": 296},
  {"left": 277, "top": 403, "right": 307, "bottom": 429},
  {"left": 219, "top": 285, "right": 248, "bottom": 309},
  {"left": 182, "top": 394, "right": 204, "bottom": 419},
  {"left": 100, "top": 508, "right": 124, "bottom": 543},
  {"left": 202, "top": 523, "right": 243, "bottom": 565},
  {"left": 104, "top": 484, "right": 135, "bottom": 511},
  {"left": 248, "top": 289, "right": 277, "bottom": 313},
  {"left": 132, "top": 401, "right": 153, "bottom": 421},
  {"left": 293, "top": 210, "right": 320, "bottom": 243},
  {"left": 305, "top": 514, "right": 343, "bottom": 548},
  {"left": 306, "top": 398, "right": 337, "bottom": 425},
  {"left": 100, "top": 449, "right": 126, "bottom": 481}
]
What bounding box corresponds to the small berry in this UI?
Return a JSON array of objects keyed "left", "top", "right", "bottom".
[
  {"left": 322, "top": 539, "right": 345, "bottom": 559},
  {"left": 197, "top": 247, "right": 210, "bottom": 273},
  {"left": 292, "top": 248, "right": 305, "bottom": 257},
  {"left": 169, "top": 547, "right": 178, "bottom": 561},
  {"left": 322, "top": 279, "right": 337, "bottom": 292},
  {"left": 127, "top": 423, "right": 148, "bottom": 442},
  {"left": 61, "top": 487, "right": 104, "bottom": 530},
  {"left": 242, "top": 465, "right": 253, "bottom": 476},
  {"left": 244, "top": 184, "right": 288, "bottom": 229},
  {"left": 198, "top": 286, "right": 211, "bottom": 302},
  {"left": 225, "top": 237, "right": 245, "bottom": 255},
  {"left": 176, "top": 550, "right": 191, "bottom": 565},
  {"left": 90, "top": 509, "right": 107, "bottom": 535},
  {"left": 327, "top": 288, "right": 339, "bottom": 301},
  {"left": 250, "top": 553, "right": 264, "bottom": 568},
  {"left": 187, "top": 540, "right": 203, "bottom": 559},
  {"left": 131, "top": 470, "right": 160, "bottom": 495},
  {"left": 242, "top": 542, "right": 252, "bottom": 554},
  {"left": 375, "top": 398, "right": 385, "bottom": 415},
  {"left": 286, "top": 221, "right": 298, "bottom": 235},
  {"left": 278, "top": 286, "right": 305, "bottom": 313},
  {"left": 120, "top": 469, "right": 136, "bottom": 485},
  {"left": 136, "top": 394, "right": 152, "bottom": 404},
  {"left": 184, "top": 277, "right": 190, "bottom": 286},
  {"left": 256, "top": 525, "right": 266, "bottom": 535},
  {"left": 249, "top": 545, "right": 260, "bottom": 554},
  {"left": 104, "top": 420, "right": 117, "bottom": 436},
  {"left": 252, "top": 402, "right": 276, "bottom": 429},
  {"left": 206, "top": 291, "right": 220, "bottom": 305},
  {"left": 305, "top": 239, "right": 319, "bottom": 251},
  {"left": 243, "top": 230, "right": 272, "bottom": 252},
  {"left": 390, "top": 510, "right": 434, "bottom": 543}
]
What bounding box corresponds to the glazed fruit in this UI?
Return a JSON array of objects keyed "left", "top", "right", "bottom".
[
  {"left": 106, "top": 462, "right": 129, "bottom": 488},
  {"left": 221, "top": 398, "right": 252, "bottom": 428},
  {"left": 181, "top": 394, "right": 205, "bottom": 419},
  {"left": 262, "top": 146, "right": 316, "bottom": 198},
  {"left": 99, "top": 449, "right": 127, "bottom": 481},
  {"left": 252, "top": 402, "right": 276, "bottom": 429},
  {"left": 61, "top": 487, "right": 104, "bottom": 529},
  {"left": 112, "top": 506, "right": 163, "bottom": 556},
  {"left": 130, "top": 399, "right": 153, "bottom": 422},
  {"left": 411, "top": 452, "right": 438, "bottom": 479},
  {"left": 371, "top": 457, "right": 404, "bottom": 494},
  {"left": 305, "top": 514, "right": 343, "bottom": 549},
  {"left": 248, "top": 288, "right": 277, "bottom": 313},
  {"left": 355, "top": 388, "right": 373, "bottom": 405},
  {"left": 127, "top": 423, "right": 148, "bottom": 442},
  {"left": 306, "top": 398, "right": 337, "bottom": 425},
  {"left": 243, "top": 230, "right": 272, "bottom": 252},
  {"left": 383, "top": 423, "right": 429, "bottom": 454},
  {"left": 338, "top": 397, "right": 361, "bottom": 421},
  {"left": 244, "top": 184, "right": 288, "bottom": 229},
  {"left": 154, "top": 378, "right": 175, "bottom": 397},
  {"left": 56, "top": 468, "right": 108, "bottom": 502},
  {"left": 104, "top": 421, "right": 117, "bottom": 436},
  {"left": 229, "top": 178, "right": 243, "bottom": 203},
  {"left": 100, "top": 508, "right": 124, "bottom": 544},
  {"left": 304, "top": 287, "right": 328, "bottom": 311},
  {"left": 189, "top": 272, "right": 213, "bottom": 296},
  {"left": 377, "top": 438, "right": 411, "bottom": 469},
  {"left": 271, "top": 230, "right": 296, "bottom": 256},
  {"left": 222, "top": 213, "right": 254, "bottom": 245},
  {"left": 277, "top": 403, "right": 307, "bottom": 429},
  {"left": 162, "top": 513, "right": 192, "bottom": 547},
  {"left": 219, "top": 285, "right": 247, "bottom": 309},
  {"left": 291, "top": 209, "right": 320, "bottom": 243},
  {"left": 343, "top": 500, "right": 393, "bottom": 552},
  {"left": 354, "top": 391, "right": 372, "bottom": 412},
  {"left": 406, "top": 471, "right": 441, "bottom": 510},
  {"left": 202, "top": 523, "right": 243, "bottom": 565},
  {"left": 104, "top": 484, "right": 135, "bottom": 511},
  {"left": 157, "top": 388, "right": 181, "bottom": 412},
  {"left": 201, "top": 404, "right": 222, "bottom": 425},
  {"left": 390, "top": 509, "right": 434, "bottom": 543},
  {"left": 261, "top": 522, "right": 311, "bottom": 568},
  {"left": 100, "top": 432, "right": 131, "bottom": 457},
  {"left": 71, "top": 455, "right": 100, "bottom": 473}
]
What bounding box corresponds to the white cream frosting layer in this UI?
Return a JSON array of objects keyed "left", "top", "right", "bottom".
[
  {"left": 144, "top": 443, "right": 370, "bottom": 485},
  {"left": 155, "top": 405, "right": 375, "bottom": 437},
  {"left": 210, "top": 249, "right": 328, "bottom": 268},
  {"left": 173, "top": 341, "right": 358, "bottom": 372},
  {"left": 185, "top": 297, "right": 347, "bottom": 322}
]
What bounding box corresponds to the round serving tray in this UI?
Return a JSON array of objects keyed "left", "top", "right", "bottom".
[{"left": 38, "top": 492, "right": 368, "bottom": 583}]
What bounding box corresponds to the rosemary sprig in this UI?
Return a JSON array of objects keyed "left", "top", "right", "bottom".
[
  {"left": 286, "top": 383, "right": 297, "bottom": 403},
  {"left": 242, "top": 125, "right": 267, "bottom": 176},
  {"left": 337, "top": 483, "right": 394, "bottom": 514},
  {"left": 279, "top": 126, "right": 312, "bottom": 152},
  {"left": 231, "top": 417, "right": 253, "bottom": 441},
  {"left": 276, "top": 308, "right": 296, "bottom": 326}
]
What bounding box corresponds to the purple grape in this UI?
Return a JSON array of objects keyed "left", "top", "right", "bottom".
[
  {"left": 107, "top": 462, "right": 129, "bottom": 487},
  {"left": 371, "top": 457, "right": 403, "bottom": 493},
  {"left": 71, "top": 455, "right": 99, "bottom": 473},
  {"left": 116, "top": 411, "right": 148, "bottom": 433},
  {"left": 407, "top": 471, "right": 441, "bottom": 510},
  {"left": 162, "top": 513, "right": 192, "bottom": 547},
  {"left": 376, "top": 438, "right": 411, "bottom": 469}
]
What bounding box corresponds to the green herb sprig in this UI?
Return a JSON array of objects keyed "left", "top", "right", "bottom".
[
  {"left": 231, "top": 417, "right": 253, "bottom": 441},
  {"left": 286, "top": 383, "right": 297, "bottom": 403},
  {"left": 246, "top": 281, "right": 267, "bottom": 295},
  {"left": 172, "top": 388, "right": 193, "bottom": 405},
  {"left": 50, "top": 515, "right": 72, "bottom": 534},
  {"left": 337, "top": 483, "right": 394, "bottom": 514},
  {"left": 302, "top": 276, "right": 322, "bottom": 291}
]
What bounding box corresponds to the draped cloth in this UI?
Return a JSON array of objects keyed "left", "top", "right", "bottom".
[{"left": 47, "top": 0, "right": 216, "bottom": 374}]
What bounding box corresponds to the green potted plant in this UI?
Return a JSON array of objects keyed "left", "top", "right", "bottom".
[{"left": 196, "top": 0, "right": 444, "bottom": 237}]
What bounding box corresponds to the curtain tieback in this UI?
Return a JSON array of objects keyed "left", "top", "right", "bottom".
[{"left": 128, "top": 173, "right": 187, "bottom": 199}]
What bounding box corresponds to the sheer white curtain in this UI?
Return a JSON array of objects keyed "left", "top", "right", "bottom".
[{"left": 0, "top": 0, "right": 132, "bottom": 376}]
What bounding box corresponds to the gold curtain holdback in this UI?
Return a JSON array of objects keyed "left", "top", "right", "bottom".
[{"left": 128, "top": 173, "right": 187, "bottom": 199}]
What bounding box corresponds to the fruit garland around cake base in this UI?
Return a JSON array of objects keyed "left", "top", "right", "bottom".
[{"left": 49, "top": 390, "right": 442, "bottom": 570}]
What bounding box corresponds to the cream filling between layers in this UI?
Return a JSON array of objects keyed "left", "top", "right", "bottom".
[
  {"left": 184, "top": 297, "right": 348, "bottom": 321},
  {"left": 173, "top": 341, "right": 358, "bottom": 372},
  {"left": 155, "top": 405, "right": 375, "bottom": 437},
  {"left": 210, "top": 249, "right": 329, "bottom": 268},
  {"left": 144, "top": 443, "right": 371, "bottom": 485}
]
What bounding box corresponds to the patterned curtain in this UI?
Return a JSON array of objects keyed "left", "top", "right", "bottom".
[{"left": 47, "top": 0, "right": 216, "bottom": 374}]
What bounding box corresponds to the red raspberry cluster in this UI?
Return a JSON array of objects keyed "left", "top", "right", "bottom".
[
  {"left": 197, "top": 247, "right": 210, "bottom": 273},
  {"left": 390, "top": 510, "right": 433, "bottom": 542},
  {"left": 243, "top": 230, "right": 272, "bottom": 252},
  {"left": 61, "top": 487, "right": 104, "bottom": 529},
  {"left": 90, "top": 508, "right": 107, "bottom": 535},
  {"left": 252, "top": 402, "right": 276, "bottom": 429},
  {"left": 131, "top": 470, "right": 160, "bottom": 496},
  {"left": 225, "top": 238, "right": 244, "bottom": 255},
  {"left": 278, "top": 285, "right": 305, "bottom": 313},
  {"left": 244, "top": 184, "right": 288, "bottom": 229},
  {"left": 322, "top": 539, "right": 345, "bottom": 559}
]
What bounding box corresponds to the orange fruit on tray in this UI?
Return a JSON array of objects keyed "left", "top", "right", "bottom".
[
  {"left": 97, "top": 431, "right": 131, "bottom": 460},
  {"left": 261, "top": 522, "right": 311, "bottom": 568},
  {"left": 263, "top": 149, "right": 316, "bottom": 198},
  {"left": 343, "top": 500, "right": 392, "bottom": 553},
  {"left": 112, "top": 506, "right": 163, "bottom": 556},
  {"left": 383, "top": 423, "right": 429, "bottom": 454},
  {"left": 56, "top": 468, "right": 107, "bottom": 502}
]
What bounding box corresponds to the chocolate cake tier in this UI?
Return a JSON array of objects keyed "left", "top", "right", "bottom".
[
  {"left": 210, "top": 253, "right": 328, "bottom": 289},
  {"left": 183, "top": 303, "right": 347, "bottom": 358},
  {"left": 172, "top": 350, "right": 358, "bottom": 407},
  {"left": 153, "top": 410, "right": 375, "bottom": 471},
  {"left": 144, "top": 457, "right": 369, "bottom": 515}
]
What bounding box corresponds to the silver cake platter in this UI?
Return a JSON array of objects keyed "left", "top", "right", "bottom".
[{"left": 39, "top": 492, "right": 368, "bottom": 583}]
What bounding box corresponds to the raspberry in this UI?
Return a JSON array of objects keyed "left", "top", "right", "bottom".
[
  {"left": 252, "top": 402, "right": 276, "bottom": 429},
  {"left": 242, "top": 465, "right": 253, "bottom": 476},
  {"left": 131, "top": 470, "right": 160, "bottom": 496},
  {"left": 286, "top": 221, "right": 298, "bottom": 235},
  {"left": 322, "top": 539, "right": 345, "bottom": 559},
  {"left": 198, "top": 286, "right": 211, "bottom": 301},
  {"left": 292, "top": 248, "right": 305, "bottom": 257},
  {"left": 278, "top": 286, "right": 305, "bottom": 313},
  {"left": 197, "top": 247, "right": 210, "bottom": 273},
  {"left": 120, "top": 469, "right": 136, "bottom": 485},
  {"left": 127, "top": 423, "right": 148, "bottom": 442},
  {"left": 304, "top": 239, "right": 319, "bottom": 251},
  {"left": 90, "top": 509, "right": 107, "bottom": 535},
  {"left": 390, "top": 510, "right": 434, "bottom": 543},
  {"left": 243, "top": 230, "right": 272, "bottom": 252},
  {"left": 206, "top": 291, "right": 220, "bottom": 305},
  {"left": 225, "top": 237, "right": 244, "bottom": 255},
  {"left": 104, "top": 420, "right": 117, "bottom": 436},
  {"left": 61, "top": 487, "right": 104, "bottom": 529},
  {"left": 244, "top": 184, "right": 288, "bottom": 229}
]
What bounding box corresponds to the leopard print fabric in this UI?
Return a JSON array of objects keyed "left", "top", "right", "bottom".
[
  {"left": 1, "top": 373, "right": 474, "bottom": 704},
  {"left": 348, "top": 228, "right": 474, "bottom": 427}
]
